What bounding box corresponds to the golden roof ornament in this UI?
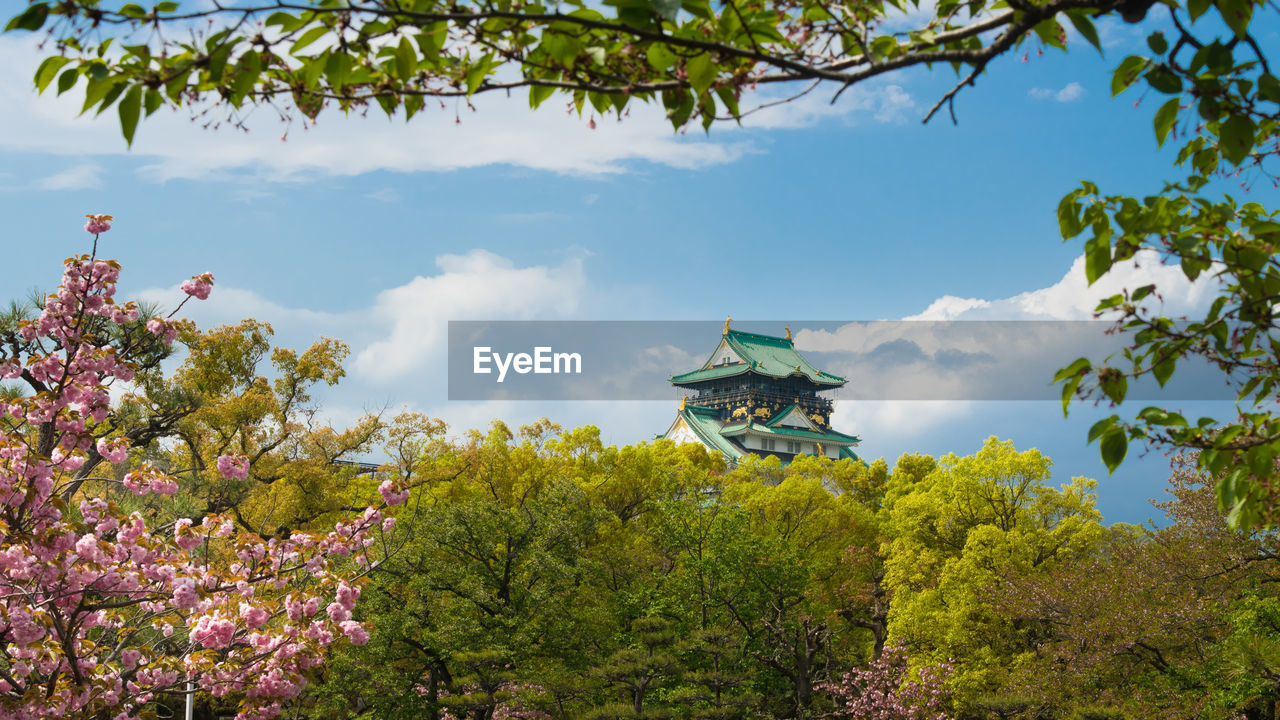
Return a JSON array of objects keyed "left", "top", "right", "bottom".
[
  {"left": 724, "top": 315, "right": 732, "bottom": 335},
  {"left": 785, "top": 326, "right": 792, "bottom": 340},
  {"left": 680, "top": 395, "right": 687, "bottom": 411}
]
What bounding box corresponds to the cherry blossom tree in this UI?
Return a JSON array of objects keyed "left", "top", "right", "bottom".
[
  {"left": 0, "top": 215, "right": 411, "bottom": 720},
  {"left": 819, "top": 646, "right": 955, "bottom": 720}
]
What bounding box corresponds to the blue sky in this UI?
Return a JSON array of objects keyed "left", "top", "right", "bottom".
[{"left": 0, "top": 8, "right": 1258, "bottom": 524}]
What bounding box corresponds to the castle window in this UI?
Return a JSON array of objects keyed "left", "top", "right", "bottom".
[{"left": 761, "top": 438, "right": 775, "bottom": 451}]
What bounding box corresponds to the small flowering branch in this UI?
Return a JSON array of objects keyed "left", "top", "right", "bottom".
[{"left": 0, "top": 216, "right": 412, "bottom": 720}]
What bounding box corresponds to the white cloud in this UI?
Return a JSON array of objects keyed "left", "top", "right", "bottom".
[
  {"left": 36, "top": 163, "right": 102, "bottom": 190},
  {"left": 133, "top": 248, "right": 585, "bottom": 386},
  {"left": 786, "top": 251, "right": 1228, "bottom": 404},
  {"left": 905, "top": 250, "right": 1219, "bottom": 321},
  {"left": 874, "top": 85, "right": 916, "bottom": 123},
  {"left": 1029, "top": 81, "right": 1086, "bottom": 103},
  {"left": 0, "top": 36, "right": 917, "bottom": 181},
  {"left": 353, "top": 250, "right": 585, "bottom": 381},
  {"left": 134, "top": 284, "right": 349, "bottom": 332},
  {"left": 832, "top": 399, "right": 975, "bottom": 439}
]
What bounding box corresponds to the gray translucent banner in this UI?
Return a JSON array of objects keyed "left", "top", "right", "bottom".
[{"left": 446, "top": 320, "right": 1237, "bottom": 401}]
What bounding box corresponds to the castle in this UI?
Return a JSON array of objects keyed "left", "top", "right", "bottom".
[{"left": 662, "top": 319, "right": 860, "bottom": 463}]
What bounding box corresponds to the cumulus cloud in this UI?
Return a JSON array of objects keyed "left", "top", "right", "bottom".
[
  {"left": 905, "top": 250, "right": 1219, "bottom": 321},
  {"left": 1029, "top": 82, "right": 1086, "bottom": 102},
  {"left": 790, "top": 251, "right": 1228, "bottom": 403},
  {"left": 353, "top": 250, "right": 585, "bottom": 381},
  {"left": 832, "top": 399, "right": 975, "bottom": 439},
  {"left": 134, "top": 248, "right": 586, "bottom": 389}
]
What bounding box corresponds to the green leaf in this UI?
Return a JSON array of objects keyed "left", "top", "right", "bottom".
[
  {"left": 1215, "top": 0, "right": 1253, "bottom": 38},
  {"left": 230, "top": 50, "right": 261, "bottom": 106},
  {"left": 651, "top": 0, "right": 681, "bottom": 21},
  {"left": 1220, "top": 114, "right": 1256, "bottom": 165},
  {"left": 1065, "top": 12, "right": 1101, "bottom": 52},
  {"left": 1053, "top": 357, "right": 1092, "bottom": 383},
  {"left": 56, "top": 68, "right": 78, "bottom": 96},
  {"left": 416, "top": 22, "right": 448, "bottom": 60},
  {"left": 529, "top": 84, "right": 556, "bottom": 108},
  {"left": 404, "top": 94, "right": 424, "bottom": 121},
  {"left": 118, "top": 84, "right": 142, "bottom": 147},
  {"left": 396, "top": 36, "right": 417, "bottom": 81},
  {"left": 1259, "top": 74, "right": 1280, "bottom": 102},
  {"left": 1099, "top": 429, "right": 1128, "bottom": 473},
  {"left": 164, "top": 67, "right": 191, "bottom": 102},
  {"left": 647, "top": 43, "right": 676, "bottom": 70},
  {"left": 1138, "top": 406, "right": 1188, "bottom": 426},
  {"left": 1111, "top": 55, "right": 1148, "bottom": 96},
  {"left": 1084, "top": 232, "right": 1113, "bottom": 284},
  {"left": 543, "top": 33, "right": 582, "bottom": 68},
  {"left": 324, "top": 51, "right": 352, "bottom": 90},
  {"left": 34, "top": 55, "right": 70, "bottom": 93},
  {"left": 465, "top": 55, "right": 492, "bottom": 96},
  {"left": 1146, "top": 32, "right": 1168, "bottom": 55},
  {"left": 81, "top": 76, "right": 120, "bottom": 115},
  {"left": 143, "top": 87, "right": 162, "bottom": 116},
  {"left": 290, "top": 26, "right": 329, "bottom": 55},
  {"left": 1153, "top": 97, "right": 1179, "bottom": 146},
  {"left": 1057, "top": 192, "right": 1085, "bottom": 239},
  {"left": 1100, "top": 371, "right": 1127, "bottom": 404},
  {"left": 1145, "top": 66, "right": 1182, "bottom": 94},
  {"left": 5, "top": 2, "right": 49, "bottom": 32},
  {"left": 1088, "top": 416, "right": 1117, "bottom": 443},
  {"left": 265, "top": 11, "right": 303, "bottom": 30},
  {"left": 1188, "top": 0, "right": 1211, "bottom": 19},
  {"left": 686, "top": 53, "right": 715, "bottom": 96}
]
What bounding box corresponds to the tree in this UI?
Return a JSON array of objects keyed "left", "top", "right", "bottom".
[
  {"left": 990, "top": 457, "right": 1280, "bottom": 720},
  {"left": 882, "top": 438, "right": 1105, "bottom": 706},
  {"left": 0, "top": 217, "right": 410, "bottom": 720}
]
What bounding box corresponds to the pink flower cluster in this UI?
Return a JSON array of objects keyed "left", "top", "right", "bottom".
[
  {"left": 180, "top": 272, "right": 215, "bottom": 301},
  {"left": 217, "top": 454, "right": 250, "bottom": 481},
  {"left": 0, "top": 218, "right": 390, "bottom": 720},
  {"left": 84, "top": 214, "right": 113, "bottom": 235},
  {"left": 378, "top": 480, "right": 410, "bottom": 506},
  {"left": 818, "top": 645, "right": 955, "bottom": 720}
]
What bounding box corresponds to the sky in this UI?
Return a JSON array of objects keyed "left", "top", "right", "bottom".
[{"left": 0, "top": 5, "right": 1264, "bottom": 524}]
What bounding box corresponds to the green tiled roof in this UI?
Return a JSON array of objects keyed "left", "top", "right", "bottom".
[
  {"left": 720, "top": 422, "right": 861, "bottom": 445},
  {"left": 670, "top": 329, "right": 846, "bottom": 387},
  {"left": 679, "top": 406, "right": 747, "bottom": 459}
]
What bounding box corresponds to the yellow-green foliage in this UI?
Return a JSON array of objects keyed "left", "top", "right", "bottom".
[{"left": 883, "top": 437, "right": 1105, "bottom": 706}]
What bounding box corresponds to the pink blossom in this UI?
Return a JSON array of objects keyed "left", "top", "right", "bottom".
[
  {"left": 216, "top": 454, "right": 250, "bottom": 481},
  {"left": 192, "top": 616, "right": 237, "bottom": 649},
  {"left": 339, "top": 621, "right": 369, "bottom": 646},
  {"left": 378, "top": 480, "right": 410, "bottom": 506},
  {"left": 96, "top": 437, "right": 130, "bottom": 464},
  {"left": 326, "top": 602, "right": 351, "bottom": 623},
  {"left": 179, "top": 273, "right": 215, "bottom": 300},
  {"left": 84, "top": 214, "right": 113, "bottom": 234}
]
